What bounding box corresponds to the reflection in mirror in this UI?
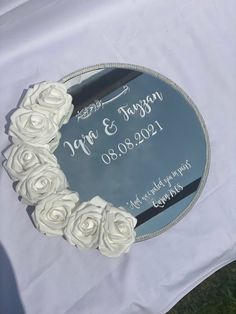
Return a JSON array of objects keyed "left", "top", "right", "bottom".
[{"left": 55, "top": 65, "right": 209, "bottom": 241}]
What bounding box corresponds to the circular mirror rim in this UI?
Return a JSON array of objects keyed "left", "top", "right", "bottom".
[{"left": 59, "top": 62, "right": 211, "bottom": 242}]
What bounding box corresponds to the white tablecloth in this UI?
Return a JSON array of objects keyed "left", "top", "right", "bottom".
[{"left": 0, "top": 1, "right": 235, "bottom": 313}]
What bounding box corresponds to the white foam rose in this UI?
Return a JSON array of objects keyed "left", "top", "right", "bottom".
[
  {"left": 99, "top": 206, "right": 137, "bottom": 258},
  {"left": 21, "top": 82, "right": 73, "bottom": 127},
  {"left": 9, "top": 108, "right": 59, "bottom": 151},
  {"left": 32, "top": 190, "right": 79, "bottom": 236},
  {"left": 64, "top": 196, "right": 107, "bottom": 249},
  {"left": 16, "top": 164, "right": 68, "bottom": 205},
  {"left": 3, "top": 144, "right": 58, "bottom": 181}
]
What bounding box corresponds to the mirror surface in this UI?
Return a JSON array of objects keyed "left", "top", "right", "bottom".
[{"left": 55, "top": 64, "right": 209, "bottom": 241}]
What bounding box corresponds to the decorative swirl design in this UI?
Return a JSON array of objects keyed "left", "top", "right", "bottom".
[{"left": 76, "top": 85, "right": 130, "bottom": 121}]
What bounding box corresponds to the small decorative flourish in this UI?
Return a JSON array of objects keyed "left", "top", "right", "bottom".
[
  {"left": 4, "top": 81, "right": 137, "bottom": 258},
  {"left": 76, "top": 85, "right": 130, "bottom": 121}
]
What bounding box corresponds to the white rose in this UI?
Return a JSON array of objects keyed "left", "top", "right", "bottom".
[
  {"left": 21, "top": 82, "right": 73, "bottom": 126},
  {"left": 16, "top": 164, "right": 68, "bottom": 205},
  {"left": 3, "top": 144, "right": 58, "bottom": 181},
  {"left": 9, "top": 108, "right": 59, "bottom": 151},
  {"left": 99, "top": 206, "right": 137, "bottom": 258},
  {"left": 64, "top": 196, "right": 107, "bottom": 249},
  {"left": 32, "top": 190, "right": 79, "bottom": 236}
]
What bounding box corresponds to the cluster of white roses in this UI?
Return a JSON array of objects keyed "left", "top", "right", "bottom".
[{"left": 4, "top": 82, "right": 137, "bottom": 257}]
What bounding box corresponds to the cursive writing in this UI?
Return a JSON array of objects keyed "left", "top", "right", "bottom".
[
  {"left": 117, "top": 91, "right": 163, "bottom": 121},
  {"left": 63, "top": 129, "right": 99, "bottom": 157},
  {"left": 126, "top": 160, "right": 192, "bottom": 210}
]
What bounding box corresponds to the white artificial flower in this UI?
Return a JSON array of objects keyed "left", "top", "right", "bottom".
[
  {"left": 99, "top": 205, "right": 137, "bottom": 258},
  {"left": 3, "top": 78, "right": 139, "bottom": 258},
  {"left": 4, "top": 144, "right": 58, "bottom": 181},
  {"left": 21, "top": 82, "right": 73, "bottom": 127},
  {"left": 64, "top": 196, "right": 107, "bottom": 249},
  {"left": 9, "top": 108, "right": 59, "bottom": 151},
  {"left": 16, "top": 164, "right": 68, "bottom": 205},
  {"left": 32, "top": 190, "right": 79, "bottom": 236}
]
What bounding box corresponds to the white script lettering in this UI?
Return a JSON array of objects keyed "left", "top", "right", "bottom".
[{"left": 63, "top": 129, "right": 99, "bottom": 157}]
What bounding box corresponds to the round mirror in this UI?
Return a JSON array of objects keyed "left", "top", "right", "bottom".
[{"left": 54, "top": 63, "right": 210, "bottom": 241}]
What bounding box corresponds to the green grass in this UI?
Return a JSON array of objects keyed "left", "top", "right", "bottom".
[{"left": 168, "top": 261, "right": 236, "bottom": 314}]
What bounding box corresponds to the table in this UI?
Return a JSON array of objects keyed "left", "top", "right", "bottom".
[{"left": 0, "top": 1, "right": 235, "bottom": 313}]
